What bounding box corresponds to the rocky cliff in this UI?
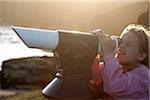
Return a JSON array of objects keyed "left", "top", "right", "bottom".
[{"left": 1, "top": 56, "right": 56, "bottom": 89}]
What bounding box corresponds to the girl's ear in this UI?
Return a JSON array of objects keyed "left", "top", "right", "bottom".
[{"left": 137, "top": 52, "right": 146, "bottom": 61}]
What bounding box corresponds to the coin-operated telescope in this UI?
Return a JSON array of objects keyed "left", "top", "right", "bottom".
[{"left": 12, "top": 26, "right": 99, "bottom": 99}]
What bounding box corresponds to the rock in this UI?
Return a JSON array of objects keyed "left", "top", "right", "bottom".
[{"left": 1, "top": 56, "right": 57, "bottom": 89}]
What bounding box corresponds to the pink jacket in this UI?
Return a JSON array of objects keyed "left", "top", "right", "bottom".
[{"left": 102, "top": 54, "right": 149, "bottom": 100}]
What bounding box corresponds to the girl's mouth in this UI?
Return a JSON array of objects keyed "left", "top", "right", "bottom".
[{"left": 117, "top": 50, "right": 126, "bottom": 55}]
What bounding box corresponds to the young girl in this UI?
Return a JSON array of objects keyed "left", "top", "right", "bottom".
[{"left": 91, "top": 24, "right": 149, "bottom": 100}]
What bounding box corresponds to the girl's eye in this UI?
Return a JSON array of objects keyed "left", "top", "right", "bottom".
[{"left": 118, "top": 39, "right": 132, "bottom": 47}]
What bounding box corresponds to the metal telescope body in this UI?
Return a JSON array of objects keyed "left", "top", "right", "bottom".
[
  {"left": 12, "top": 26, "right": 59, "bottom": 51},
  {"left": 12, "top": 26, "right": 99, "bottom": 99}
]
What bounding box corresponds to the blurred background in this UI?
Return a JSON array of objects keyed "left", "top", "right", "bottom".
[
  {"left": 0, "top": 0, "right": 149, "bottom": 100},
  {"left": 0, "top": 0, "right": 149, "bottom": 34}
]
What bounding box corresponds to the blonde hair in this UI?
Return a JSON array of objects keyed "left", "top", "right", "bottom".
[{"left": 120, "top": 24, "right": 149, "bottom": 67}]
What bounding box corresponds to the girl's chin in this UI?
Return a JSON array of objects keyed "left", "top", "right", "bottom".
[
  {"left": 118, "top": 58, "right": 131, "bottom": 66},
  {"left": 117, "top": 56, "right": 126, "bottom": 64}
]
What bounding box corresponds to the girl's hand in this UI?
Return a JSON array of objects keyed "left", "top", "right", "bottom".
[
  {"left": 90, "top": 29, "right": 108, "bottom": 39},
  {"left": 91, "top": 29, "right": 116, "bottom": 55}
]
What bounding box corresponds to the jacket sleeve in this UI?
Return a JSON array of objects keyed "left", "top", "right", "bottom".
[{"left": 102, "top": 54, "right": 149, "bottom": 97}]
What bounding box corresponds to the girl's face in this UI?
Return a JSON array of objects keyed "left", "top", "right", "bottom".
[{"left": 116, "top": 32, "right": 146, "bottom": 66}]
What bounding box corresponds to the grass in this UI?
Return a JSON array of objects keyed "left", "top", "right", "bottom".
[{"left": 5, "top": 90, "right": 47, "bottom": 100}]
